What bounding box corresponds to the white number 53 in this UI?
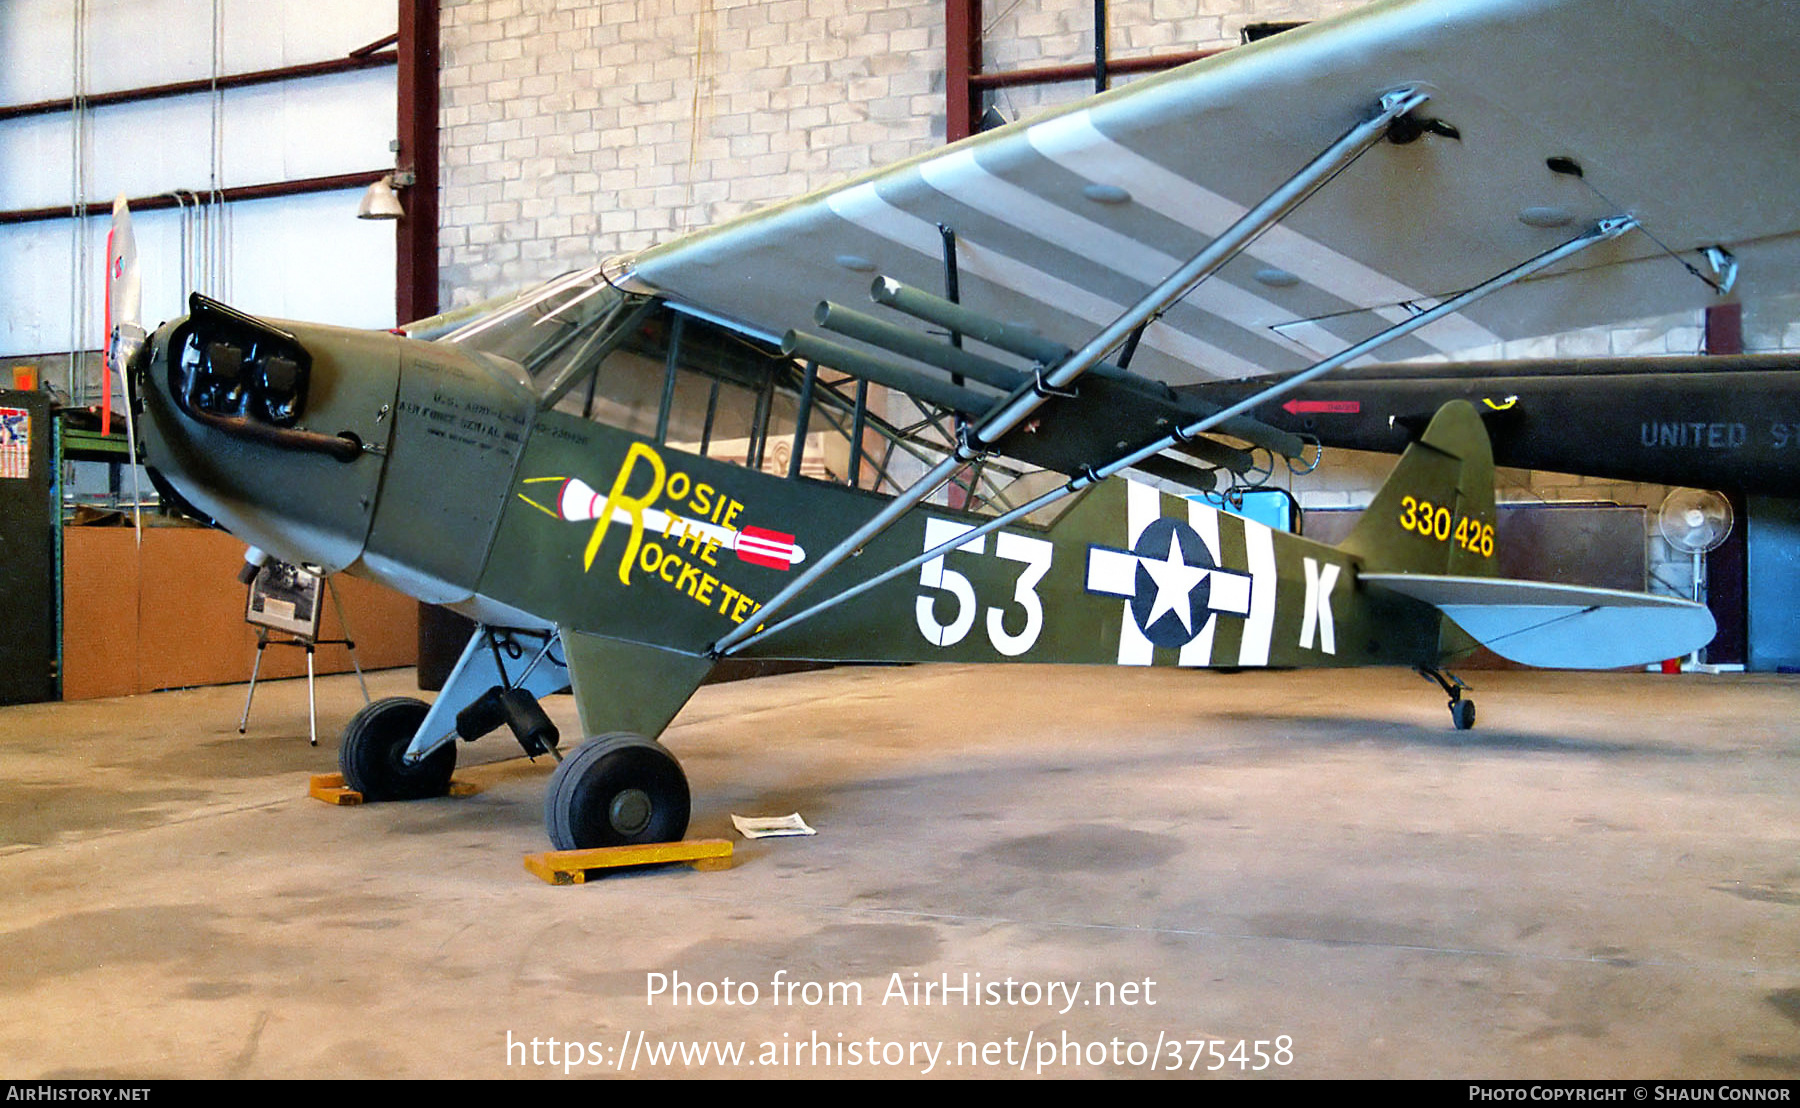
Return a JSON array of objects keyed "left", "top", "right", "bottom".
[{"left": 914, "top": 518, "right": 1053, "bottom": 656}]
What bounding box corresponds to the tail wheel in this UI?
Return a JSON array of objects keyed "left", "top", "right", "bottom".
[
  {"left": 339, "top": 696, "right": 456, "bottom": 801},
  {"left": 545, "top": 733, "right": 690, "bottom": 850}
]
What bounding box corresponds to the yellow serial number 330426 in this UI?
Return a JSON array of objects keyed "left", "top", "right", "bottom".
[{"left": 1398, "top": 495, "right": 1495, "bottom": 557}]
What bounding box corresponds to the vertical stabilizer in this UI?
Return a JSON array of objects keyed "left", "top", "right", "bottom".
[{"left": 1337, "top": 400, "right": 1497, "bottom": 577}]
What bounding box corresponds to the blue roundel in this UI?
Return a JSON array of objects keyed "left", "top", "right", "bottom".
[{"left": 1129, "top": 517, "right": 1215, "bottom": 648}]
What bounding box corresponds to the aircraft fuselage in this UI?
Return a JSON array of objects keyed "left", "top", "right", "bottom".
[{"left": 1180, "top": 356, "right": 1800, "bottom": 496}]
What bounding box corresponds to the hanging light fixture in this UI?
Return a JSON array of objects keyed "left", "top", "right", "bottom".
[{"left": 357, "top": 173, "right": 406, "bottom": 220}]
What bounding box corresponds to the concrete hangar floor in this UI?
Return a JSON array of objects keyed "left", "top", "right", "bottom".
[{"left": 0, "top": 663, "right": 1797, "bottom": 1080}]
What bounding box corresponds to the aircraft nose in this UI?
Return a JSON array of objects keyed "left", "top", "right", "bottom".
[
  {"left": 163, "top": 295, "right": 368, "bottom": 461},
  {"left": 136, "top": 295, "right": 403, "bottom": 573}
]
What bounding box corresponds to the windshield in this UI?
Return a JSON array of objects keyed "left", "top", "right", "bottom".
[{"left": 442, "top": 268, "right": 627, "bottom": 384}]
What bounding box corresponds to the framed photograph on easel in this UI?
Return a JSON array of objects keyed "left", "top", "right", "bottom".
[
  {"left": 238, "top": 558, "right": 368, "bottom": 746},
  {"left": 245, "top": 559, "right": 323, "bottom": 641}
]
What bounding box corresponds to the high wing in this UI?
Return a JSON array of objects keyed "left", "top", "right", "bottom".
[{"left": 621, "top": 0, "right": 1800, "bottom": 389}]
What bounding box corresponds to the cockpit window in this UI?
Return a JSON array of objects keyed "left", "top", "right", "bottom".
[{"left": 445, "top": 276, "right": 1073, "bottom": 524}]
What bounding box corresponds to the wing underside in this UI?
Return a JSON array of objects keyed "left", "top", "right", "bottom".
[{"left": 624, "top": 0, "right": 1800, "bottom": 389}]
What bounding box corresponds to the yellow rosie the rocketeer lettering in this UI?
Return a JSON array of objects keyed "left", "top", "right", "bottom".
[
  {"left": 632, "top": 537, "right": 762, "bottom": 623},
  {"left": 573, "top": 442, "right": 761, "bottom": 623},
  {"left": 584, "top": 442, "right": 665, "bottom": 580},
  {"left": 582, "top": 442, "right": 746, "bottom": 582}
]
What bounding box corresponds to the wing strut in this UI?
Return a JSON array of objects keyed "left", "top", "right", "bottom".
[
  {"left": 718, "top": 215, "right": 1639, "bottom": 658},
  {"left": 709, "top": 87, "right": 1430, "bottom": 657}
]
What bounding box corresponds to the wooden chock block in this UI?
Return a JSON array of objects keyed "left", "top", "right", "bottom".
[
  {"left": 309, "top": 773, "right": 362, "bottom": 805},
  {"left": 523, "top": 839, "right": 734, "bottom": 885},
  {"left": 308, "top": 773, "right": 478, "bottom": 805}
]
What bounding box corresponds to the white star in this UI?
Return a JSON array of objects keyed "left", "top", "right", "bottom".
[{"left": 1138, "top": 540, "right": 1209, "bottom": 633}]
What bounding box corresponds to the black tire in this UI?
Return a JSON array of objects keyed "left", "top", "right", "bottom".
[
  {"left": 1451, "top": 698, "right": 1477, "bottom": 731},
  {"left": 339, "top": 697, "right": 456, "bottom": 800},
  {"left": 545, "top": 733, "right": 690, "bottom": 850}
]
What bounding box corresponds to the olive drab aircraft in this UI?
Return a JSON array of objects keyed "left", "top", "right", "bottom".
[{"left": 107, "top": 0, "right": 1798, "bottom": 851}]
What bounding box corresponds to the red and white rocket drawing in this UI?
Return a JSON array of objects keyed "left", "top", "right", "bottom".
[{"left": 555, "top": 478, "right": 806, "bottom": 570}]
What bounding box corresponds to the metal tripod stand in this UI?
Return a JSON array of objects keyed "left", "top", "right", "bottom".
[{"left": 238, "top": 575, "right": 371, "bottom": 745}]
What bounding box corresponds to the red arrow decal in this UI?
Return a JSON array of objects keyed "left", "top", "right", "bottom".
[{"left": 1282, "top": 399, "right": 1361, "bottom": 414}]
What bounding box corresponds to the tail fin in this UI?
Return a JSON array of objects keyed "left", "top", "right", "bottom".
[
  {"left": 1344, "top": 400, "right": 1717, "bottom": 669},
  {"left": 1337, "top": 400, "right": 1497, "bottom": 577}
]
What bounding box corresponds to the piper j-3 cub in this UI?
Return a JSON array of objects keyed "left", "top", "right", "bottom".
[{"left": 112, "top": 0, "right": 1794, "bottom": 851}]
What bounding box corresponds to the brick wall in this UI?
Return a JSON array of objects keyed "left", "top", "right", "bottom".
[{"left": 439, "top": 0, "right": 947, "bottom": 308}]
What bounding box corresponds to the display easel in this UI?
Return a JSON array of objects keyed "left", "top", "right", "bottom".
[{"left": 238, "top": 560, "right": 371, "bottom": 745}]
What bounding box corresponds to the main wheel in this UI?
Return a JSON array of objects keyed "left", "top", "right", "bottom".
[
  {"left": 339, "top": 697, "right": 456, "bottom": 800},
  {"left": 545, "top": 733, "right": 690, "bottom": 850},
  {"left": 1451, "top": 698, "right": 1477, "bottom": 731}
]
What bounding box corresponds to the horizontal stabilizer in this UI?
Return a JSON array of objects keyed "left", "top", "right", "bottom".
[{"left": 1362, "top": 574, "right": 1715, "bottom": 669}]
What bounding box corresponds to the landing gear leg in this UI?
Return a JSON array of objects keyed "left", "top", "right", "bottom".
[
  {"left": 1416, "top": 666, "right": 1476, "bottom": 731},
  {"left": 544, "top": 734, "right": 690, "bottom": 850}
]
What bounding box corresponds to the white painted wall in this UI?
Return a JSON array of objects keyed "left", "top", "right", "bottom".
[
  {"left": 0, "top": 0, "right": 399, "bottom": 366},
  {"left": 0, "top": 71, "right": 397, "bottom": 211},
  {"left": 0, "top": 0, "right": 396, "bottom": 103}
]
